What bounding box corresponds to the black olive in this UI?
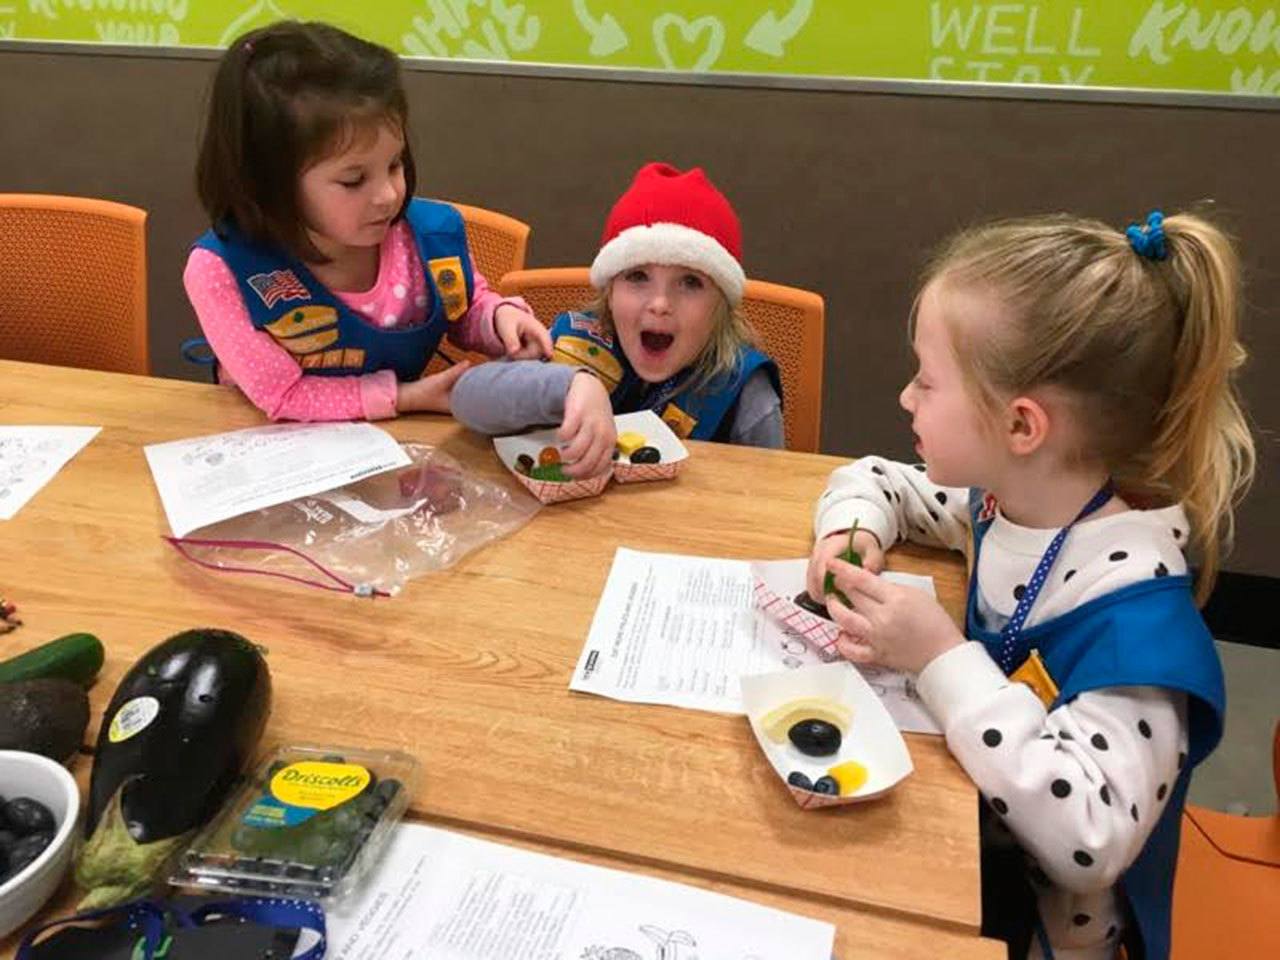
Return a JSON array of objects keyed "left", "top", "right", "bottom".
[
  {"left": 0, "top": 829, "right": 16, "bottom": 853},
  {"left": 788, "top": 719, "right": 842, "bottom": 757},
  {"left": 515, "top": 453, "right": 535, "bottom": 475},
  {"left": 787, "top": 771, "right": 813, "bottom": 790},
  {"left": 812, "top": 776, "right": 840, "bottom": 795},
  {"left": 3, "top": 797, "right": 56, "bottom": 836},
  {"left": 629, "top": 446, "right": 661, "bottom": 464},
  {"left": 792, "top": 592, "right": 833, "bottom": 620}
]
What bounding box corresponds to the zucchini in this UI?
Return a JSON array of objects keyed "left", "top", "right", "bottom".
[{"left": 0, "top": 632, "right": 104, "bottom": 687}]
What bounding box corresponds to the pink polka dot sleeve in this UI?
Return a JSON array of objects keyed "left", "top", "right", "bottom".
[{"left": 183, "top": 248, "right": 398, "bottom": 421}]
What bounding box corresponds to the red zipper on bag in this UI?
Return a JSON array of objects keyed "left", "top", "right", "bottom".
[{"left": 164, "top": 536, "right": 391, "bottom": 598}]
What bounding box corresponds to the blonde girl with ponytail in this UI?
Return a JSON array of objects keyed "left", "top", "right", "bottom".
[{"left": 807, "top": 210, "right": 1252, "bottom": 960}]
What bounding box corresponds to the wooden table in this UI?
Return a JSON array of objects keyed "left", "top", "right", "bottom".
[{"left": 0, "top": 360, "right": 997, "bottom": 957}]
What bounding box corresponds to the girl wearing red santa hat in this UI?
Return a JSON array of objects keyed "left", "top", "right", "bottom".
[{"left": 450, "top": 162, "right": 783, "bottom": 477}]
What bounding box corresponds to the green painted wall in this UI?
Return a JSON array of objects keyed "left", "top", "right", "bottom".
[{"left": 4, "top": 2, "right": 1278, "bottom": 95}]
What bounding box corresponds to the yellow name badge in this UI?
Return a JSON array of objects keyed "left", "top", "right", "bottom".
[
  {"left": 660, "top": 403, "right": 698, "bottom": 439},
  {"left": 1011, "top": 649, "right": 1060, "bottom": 708},
  {"left": 428, "top": 255, "right": 468, "bottom": 322}
]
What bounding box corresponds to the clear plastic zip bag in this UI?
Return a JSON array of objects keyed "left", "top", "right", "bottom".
[{"left": 166, "top": 443, "right": 539, "bottom": 596}]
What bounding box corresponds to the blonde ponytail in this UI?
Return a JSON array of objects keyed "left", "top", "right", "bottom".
[{"left": 1149, "top": 215, "right": 1255, "bottom": 601}]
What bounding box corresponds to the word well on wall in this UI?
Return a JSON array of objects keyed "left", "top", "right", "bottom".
[{"left": 5, "top": 1, "right": 1278, "bottom": 97}]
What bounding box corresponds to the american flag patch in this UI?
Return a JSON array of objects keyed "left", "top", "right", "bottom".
[
  {"left": 247, "top": 270, "right": 310, "bottom": 308},
  {"left": 568, "top": 312, "right": 611, "bottom": 345}
]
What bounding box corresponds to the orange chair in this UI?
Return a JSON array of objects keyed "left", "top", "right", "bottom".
[
  {"left": 424, "top": 200, "right": 531, "bottom": 376},
  {"left": 1171, "top": 721, "right": 1280, "bottom": 958},
  {"left": 0, "top": 193, "right": 148, "bottom": 375},
  {"left": 448, "top": 201, "right": 530, "bottom": 286},
  {"left": 498, "top": 267, "right": 826, "bottom": 452}
]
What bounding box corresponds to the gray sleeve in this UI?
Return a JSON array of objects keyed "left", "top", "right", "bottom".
[
  {"left": 728, "top": 367, "right": 785, "bottom": 449},
  {"left": 449, "top": 359, "right": 580, "bottom": 435}
]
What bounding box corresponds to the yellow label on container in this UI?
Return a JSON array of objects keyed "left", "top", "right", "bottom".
[{"left": 270, "top": 761, "right": 370, "bottom": 812}]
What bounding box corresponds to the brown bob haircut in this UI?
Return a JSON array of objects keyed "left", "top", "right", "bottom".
[{"left": 196, "top": 20, "right": 416, "bottom": 263}]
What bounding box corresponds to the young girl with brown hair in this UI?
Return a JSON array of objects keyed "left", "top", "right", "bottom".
[{"left": 184, "top": 21, "right": 549, "bottom": 421}]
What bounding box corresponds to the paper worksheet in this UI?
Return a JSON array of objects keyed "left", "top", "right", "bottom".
[
  {"left": 569, "top": 548, "right": 942, "bottom": 733},
  {"left": 143, "top": 422, "right": 410, "bottom": 537},
  {"left": 326, "top": 822, "right": 835, "bottom": 960},
  {"left": 0, "top": 425, "right": 101, "bottom": 520}
]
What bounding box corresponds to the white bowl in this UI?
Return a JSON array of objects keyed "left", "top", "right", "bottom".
[{"left": 0, "top": 751, "right": 80, "bottom": 938}]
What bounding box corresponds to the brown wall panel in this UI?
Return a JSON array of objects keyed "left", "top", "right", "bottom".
[{"left": 1, "top": 49, "right": 1275, "bottom": 576}]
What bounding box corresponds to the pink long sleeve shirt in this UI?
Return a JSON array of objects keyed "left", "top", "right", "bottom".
[{"left": 183, "top": 220, "right": 529, "bottom": 421}]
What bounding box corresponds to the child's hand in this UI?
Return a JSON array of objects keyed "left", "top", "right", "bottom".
[
  {"left": 494, "top": 304, "right": 553, "bottom": 360},
  {"left": 397, "top": 360, "right": 471, "bottom": 414},
  {"left": 558, "top": 372, "right": 616, "bottom": 479},
  {"left": 805, "top": 528, "right": 883, "bottom": 606},
  {"left": 825, "top": 558, "right": 963, "bottom": 673}
]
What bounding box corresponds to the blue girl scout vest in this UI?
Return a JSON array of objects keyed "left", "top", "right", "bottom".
[
  {"left": 547, "top": 310, "right": 780, "bottom": 442},
  {"left": 965, "top": 491, "right": 1225, "bottom": 960},
  {"left": 188, "top": 198, "right": 474, "bottom": 381}
]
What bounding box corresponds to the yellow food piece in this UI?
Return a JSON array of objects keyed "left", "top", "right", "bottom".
[
  {"left": 616, "top": 432, "right": 647, "bottom": 456},
  {"left": 759, "top": 697, "right": 852, "bottom": 744},
  {"left": 828, "top": 760, "right": 869, "bottom": 796}
]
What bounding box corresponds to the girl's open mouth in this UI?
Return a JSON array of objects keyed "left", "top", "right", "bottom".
[{"left": 640, "top": 331, "right": 674, "bottom": 353}]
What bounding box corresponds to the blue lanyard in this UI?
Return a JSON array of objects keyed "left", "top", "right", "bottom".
[
  {"left": 994, "top": 482, "right": 1114, "bottom": 674},
  {"left": 18, "top": 896, "right": 326, "bottom": 960}
]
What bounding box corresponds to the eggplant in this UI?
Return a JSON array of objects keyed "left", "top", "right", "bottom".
[{"left": 75, "top": 628, "right": 271, "bottom": 909}]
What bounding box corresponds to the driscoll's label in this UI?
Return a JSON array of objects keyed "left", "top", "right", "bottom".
[{"left": 243, "top": 761, "right": 371, "bottom": 829}]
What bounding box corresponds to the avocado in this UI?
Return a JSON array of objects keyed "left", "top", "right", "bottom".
[{"left": 0, "top": 678, "right": 90, "bottom": 762}]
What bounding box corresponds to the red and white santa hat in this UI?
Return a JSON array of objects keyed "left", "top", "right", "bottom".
[{"left": 590, "top": 162, "right": 745, "bottom": 305}]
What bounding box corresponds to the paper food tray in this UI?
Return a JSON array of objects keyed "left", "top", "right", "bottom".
[
  {"left": 493, "top": 410, "right": 689, "bottom": 503},
  {"left": 741, "top": 662, "right": 913, "bottom": 809}
]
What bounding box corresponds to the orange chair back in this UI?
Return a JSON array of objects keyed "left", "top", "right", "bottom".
[
  {"left": 738, "top": 278, "right": 824, "bottom": 453},
  {"left": 447, "top": 201, "right": 530, "bottom": 286},
  {"left": 497, "top": 267, "right": 597, "bottom": 333},
  {"left": 1171, "top": 720, "right": 1280, "bottom": 957},
  {"left": 0, "top": 194, "right": 148, "bottom": 375},
  {"left": 498, "top": 268, "right": 825, "bottom": 452}
]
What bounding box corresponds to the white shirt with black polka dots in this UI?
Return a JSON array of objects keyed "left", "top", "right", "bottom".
[{"left": 815, "top": 457, "right": 1192, "bottom": 960}]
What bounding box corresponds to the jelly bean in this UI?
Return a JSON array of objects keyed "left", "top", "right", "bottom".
[{"left": 531, "top": 464, "right": 569, "bottom": 482}]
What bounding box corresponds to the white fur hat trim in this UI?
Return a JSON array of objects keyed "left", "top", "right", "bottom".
[{"left": 589, "top": 222, "right": 745, "bottom": 304}]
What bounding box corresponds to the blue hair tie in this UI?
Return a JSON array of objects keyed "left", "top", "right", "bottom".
[{"left": 1126, "top": 209, "right": 1168, "bottom": 261}]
